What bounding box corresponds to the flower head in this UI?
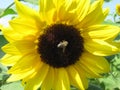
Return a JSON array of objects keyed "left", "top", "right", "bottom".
[
  {"left": 0, "top": 0, "right": 120, "bottom": 90},
  {"left": 116, "top": 4, "right": 120, "bottom": 16}
]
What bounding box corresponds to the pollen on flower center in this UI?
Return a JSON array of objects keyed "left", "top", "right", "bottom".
[{"left": 38, "top": 24, "right": 84, "bottom": 68}]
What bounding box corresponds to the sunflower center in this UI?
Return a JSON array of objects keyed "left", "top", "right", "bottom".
[{"left": 38, "top": 24, "right": 84, "bottom": 68}]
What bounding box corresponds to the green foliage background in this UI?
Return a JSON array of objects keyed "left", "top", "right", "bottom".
[{"left": 0, "top": 0, "right": 120, "bottom": 90}]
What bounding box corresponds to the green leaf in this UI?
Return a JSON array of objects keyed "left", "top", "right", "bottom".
[
  {"left": 99, "top": 54, "right": 120, "bottom": 90},
  {"left": 104, "top": 0, "right": 112, "bottom": 2},
  {"left": 0, "top": 9, "right": 4, "bottom": 14},
  {"left": 87, "top": 84, "right": 102, "bottom": 90},
  {"left": 99, "top": 74, "right": 120, "bottom": 89},
  {"left": 24, "top": 0, "right": 38, "bottom": 5},
  {"left": 0, "top": 8, "right": 17, "bottom": 18},
  {"left": 0, "top": 64, "right": 8, "bottom": 87},
  {"left": 103, "top": 20, "right": 120, "bottom": 26},
  {"left": 0, "top": 35, "right": 8, "bottom": 58},
  {"left": 1, "top": 81, "right": 24, "bottom": 90}
]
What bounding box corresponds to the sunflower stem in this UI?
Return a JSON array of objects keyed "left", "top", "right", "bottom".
[{"left": 4, "top": 2, "right": 15, "bottom": 12}]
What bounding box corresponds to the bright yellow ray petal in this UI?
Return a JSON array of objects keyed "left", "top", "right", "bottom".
[
  {"left": 79, "top": 60, "right": 102, "bottom": 78},
  {"left": 11, "top": 40, "right": 36, "bottom": 54},
  {"left": 10, "top": 18, "right": 39, "bottom": 36},
  {"left": 41, "top": 67, "right": 54, "bottom": 90},
  {"left": 22, "top": 72, "right": 37, "bottom": 85},
  {"left": 53, "top": 0, "right": 76, "bottom": 23},
  {"left": 22, "top": 62, "right": 43, "bottom": 85},
  {"left": 74, "top": 64, "right": 88, "bottom": 89},
  {"left": 1, "top": 26, "right": 23, "bottom": 42},
  {"left": 79, "top": 0, "right": 109, "bottom": 28},
  {"left": 39, "top": 0, "right": 56, "bottom": 24},
  {"left": 66, "top": 66, "right": 86, "bottom": 90},
  {"left": 54, "top": 68, "right": 70, "bottom": 90},
  {"left": 25, "top": 63, "right": 49, "bottom": 90},
  {"left": 56, "top": 0, "right": 74, "bottom": 22},
  {"left": 7, "top": 71, "right": 34, "bottom": 82},
  {"left": 53, "top": 0, "right": 90, "bottom": 25},
  {"left": 6, "top": 54, "right": 42, "bottom": 82},
  {"left": 8, "top": 62, "right": 40, "bottom": 82},
  {"left": 2, "top": 43, "right": 21, "bottom": 55},
  {"left": 0, "top": 54, "right": 21, "bottom": 66},
  {"left": 14, "top": 0, "right": 45, "bottom": 29},
  {"left": 82, "top": 25, "right": 120, "bottom": 40},
  {"left": 71, "top": 0, "right": 90, "bottom": 24},
  {"left": 2, "top": 40, "right": 37, "bottom": 55},
  {"left": 77, "top": 0, "right": 90, "bottom": 21},
  {"left": 79, "top": 52, "right": 110, "bottom": 77},
  {"left": 84, "top": 39, "right": 120, "bottom": 56},
  {"left": 15, "top": 0, "right": 39, "bottom": 19},
  {"left": 8, "top": 53, "right": 40, "bottom": 74}
]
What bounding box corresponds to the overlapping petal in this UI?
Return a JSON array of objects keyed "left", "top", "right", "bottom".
[
  {"left": 84, "top": 39, "right": 120, "bottom": 56},
  {"left": 0, "top": 54, "right": 21, "bottom": 66},
  {"left": 8, "top": 53, "right": 40, "bottom": 74},
  {"left": 66, "top": 66, "right": 87, "bottom": 90},
  {"left": 1, "top": 26, "right": 23, "bottom": 42},
  {"left": 78, "top": 0, "right": 109, "bottom": 28},
  {"left": 2, "top": 43, "right": 21, "bottom": 55},
  {"left": 39, "top": 0, "right": 56, "bottom": 24},
  {"left": 82, "top": 25, "right": 120, "bottom": 40},
  {"left": 10, "top": 18, "right": 39, "bottom": 36},
  {"left": 25, "top": 63, "right": 49, "bottom": 90},
  {"left": 79, "top": 52, "right": 110, "bottom": 78},
  {"left": 15, "top": 0, "right": 40, "bottom": 21},
  {"left": 41, "top": 67, "right": 54, "bottom": 90},
  {"left": 54, "top": 68, "right": 70, "bottom": 90},
  {"left": 10, "top": 40, "right": 36, "bottom": 54}
]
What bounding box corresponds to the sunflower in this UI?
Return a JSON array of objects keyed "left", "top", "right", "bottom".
[
  {"left": 116, "top": 4, "right": 120, "bottom": 16},
  {"left": 0, "top": 0, "right": 120, "bottom": 90}
]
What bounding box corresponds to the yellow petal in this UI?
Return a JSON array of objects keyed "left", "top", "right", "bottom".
[
  {"left": 39, "top": 0, "right": 56, "bottom": 24},
  {"left": 8, "top": 62, "right": 40, "bottom": 82},
  {"left": 79, "top": 62, "right": 101, "bottom": 78},
  {"left": 25, "top": 63, "right": 49, "bottom": 90},
  {"left": 54, "top": 0, "right": 90, "bottom": 24},
  {"left": 79, "top": 0, "right": 109, "bottom": 28},
  {"left": 7, "top": 71, "right": 34, "bottom": 82},
  {"left": 54, "top": 68, "right": 70, "bottom": 90},
  {"left": 79, "top": 52, "right": 110, "bottom": 78},
  {"left": 84, "top": 39, "right": 120, "bottom": 56},
  {"left": 14, "top": 0, "right": 45, "bottom": 29},
  {"left": 11, "top": 40, "right": 36, "bottom": 54},
  {"left": 52, "top": 0, "right": 64, "bottom": 8},
  {"left": 22, "top": 61, "right": 43, "bottom": 85},
  {"left": 71, "top": 0, "right": 90, "bottom": 24},
  {"left": 56, "top": 0, "right": 74, "bottom": 23},
  {"left": 66, "top": 66, "right": 85, "bottom": 90},
  {"left": 2, "top": 43, "right": 21, "bottom": 55},
  {"left": 53, "top": 0, "right": 75, "bottom": 23},
  {"left": 41, "top": 67, "right": 54, "bottom": 90},
  {"left": 10, "top": 18, "right": 39, "bottom": 36},
  {"left": 77, "top": 0, "right": 90, "bottom": 21},
  {"left": 1, "top": 26, "right": 23, "bottom": 42},
  {"left": 0, "top": 54, "right": 21, "bottom": 66},
  {"left": 82, "top": 25, "right": 120, "bottom": 40},
  {"left": 74, "top": 64, "right": 88, "bottom": 89},
  {"left": 15, "top": 0, "right": 39, "bottom": 19},
  {"left": 8, "top": 53, "right": 40, "bottom": 74}
]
